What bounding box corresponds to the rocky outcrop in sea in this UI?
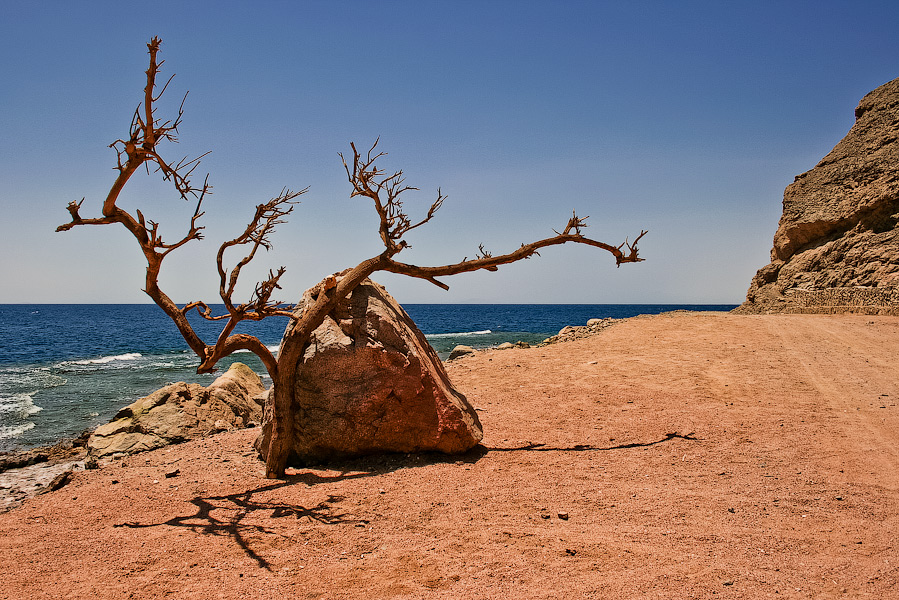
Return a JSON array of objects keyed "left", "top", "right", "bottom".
[{"left": 446, "top": 317, "right": 620, "bottom": 362}]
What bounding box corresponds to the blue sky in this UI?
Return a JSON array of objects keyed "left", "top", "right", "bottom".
[{"left": 1, "top": 1, "right": 897, "bottom": 304}]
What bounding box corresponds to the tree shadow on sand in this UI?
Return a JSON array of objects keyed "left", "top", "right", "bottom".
[
  {"left": 114, "top": 478, "right": 367, "bottom": 571},
  {"left": 113, "top": 432, "right": 697, "bottom": 570}
]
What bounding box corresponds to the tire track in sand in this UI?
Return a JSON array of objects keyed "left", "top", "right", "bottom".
[{"left": 763, "top": 316, "right": 899, "bottom": 484}]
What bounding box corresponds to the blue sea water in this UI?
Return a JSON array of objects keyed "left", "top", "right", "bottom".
[{"left": 0, "top": 303, "right": 735, "bottom": 451}]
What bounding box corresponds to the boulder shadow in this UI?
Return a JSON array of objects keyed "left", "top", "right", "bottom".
[{"left": 291, "top": 430, "right": 698, "bottom": 474}]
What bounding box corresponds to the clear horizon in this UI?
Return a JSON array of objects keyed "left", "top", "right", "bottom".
[
  {"left": 2, "top": 1, "right": 897, "bottom": 305},
  {"left": 0, "top": 302, "right": 741, "bottom": 306}
]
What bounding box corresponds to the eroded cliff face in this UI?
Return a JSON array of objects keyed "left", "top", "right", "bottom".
[{"left": 737, "top": 76, "right": 899, "bottom": 315}]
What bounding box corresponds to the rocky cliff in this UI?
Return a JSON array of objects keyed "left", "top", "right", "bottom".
[{"left": 737, "top": 76, "right": 899, "bottom": 315}]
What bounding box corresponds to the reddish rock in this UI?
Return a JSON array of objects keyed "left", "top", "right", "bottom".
[{"left": 260, "top": 278, "right": 482, "bottom": 464}]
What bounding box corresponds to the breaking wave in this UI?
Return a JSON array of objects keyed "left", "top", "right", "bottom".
[
  {"left": 425, "top": 330, "right": 492, "bottom": 339},
  {"left": 0, "top": 392, "right": 42, "bottom": 441},
  {"left": 70, "top": 352, "right": 143, "bottom": 365},
  {"left": 233, "top": 345, "right": 280, "bottom": 355}
]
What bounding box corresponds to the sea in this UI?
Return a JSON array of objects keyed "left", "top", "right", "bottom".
[{"left": 0, "top": 303, "right": 736, "bottom": 452}]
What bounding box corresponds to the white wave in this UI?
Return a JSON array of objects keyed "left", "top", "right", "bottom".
[
  {"left": 0, "top": 422, "right": 35, "bottom": 439},
  {"left": 72, "top": 352, "right": 143, "bottom": 365},
  {"left": 426, "top": 330, "right": 492, "bottom": 339},
  {"left": 0, "top": 392, "right": 43, "bottom": 416},
  {"left": 233, "top": 344, "right": 280, "bottom": 355},
  {"left": 54, "top": 352, "right": 145, "bottom": 369}
]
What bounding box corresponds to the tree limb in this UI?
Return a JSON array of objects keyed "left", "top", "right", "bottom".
[
  {"left": 381, "top": 218, "right": 646, "bottom": 288},
  {"left": 339, "top": 140, "right": 647, "bottom": 288}
]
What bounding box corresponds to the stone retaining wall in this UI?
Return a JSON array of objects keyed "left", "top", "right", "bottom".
[{"left": 781, "top": 286, "right": 899, "bottom": 315}]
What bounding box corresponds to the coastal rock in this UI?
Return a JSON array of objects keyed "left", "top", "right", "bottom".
[
  {"left": 541, "top": 318, "right": 618, "bottom": 345},
  {"left": 448, "top": 345, "right": 476, "bottom": 360},
  {"left": 0, "top": 452, "right": 47, "bottom": 473},
  {"left": 737, "top": 76, "right": 899, "bottom": 315},
  {"left": 256, "top": 278, "right": 483, "bottom": 464},
  {"left": 88, "top": 362, "right": 266, "bottom": 458}
]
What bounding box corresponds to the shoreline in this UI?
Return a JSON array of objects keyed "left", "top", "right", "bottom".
[{"left": 0, "top": 431, "right": 91, "bottom": 512}]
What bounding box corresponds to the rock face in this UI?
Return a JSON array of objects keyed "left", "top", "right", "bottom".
[
  {"left": 257, "top": 279, "right": 483, "bottom": 465},
  {"left": 88, "top": 362, "right": 266, "bottom": 457},
  {"left": 737, "top": 76, "right": 899, "bottom": 315}
]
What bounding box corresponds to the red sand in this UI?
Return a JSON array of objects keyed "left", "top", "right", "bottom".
[{"left": 1, "top": 312, "right": 897, "bottom": 599}]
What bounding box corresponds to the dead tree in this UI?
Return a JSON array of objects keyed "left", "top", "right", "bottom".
[{"left": 58, "top": 38, "right": 647, "bottom": 478}]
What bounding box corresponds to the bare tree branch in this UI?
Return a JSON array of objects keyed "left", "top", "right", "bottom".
[
  {"left": 340, "top": 139, "right": 446, "bottom": 256},
  {"left": 336, "top": 140, "right": 647, "bottom": 291},
  {"left": 379, "top": 217, "right": 646, "bottom": 289},
  {"left": 56, "top": 199, "right": 117, "bottom": 231},
  {"left": 215, "top": 188, "right": 305, "bottom": 322}
]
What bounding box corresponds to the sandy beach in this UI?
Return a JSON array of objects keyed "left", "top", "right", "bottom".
[{"left": 1, "top": 312, "right": 897, "bottom": 599}]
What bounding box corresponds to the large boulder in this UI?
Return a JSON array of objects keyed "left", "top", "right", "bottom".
[
  {"left": 737, "top": 76, "right": 899, "bottom": 315},
  {"left": 88, "top": 362, "right": 266, "bottom": 457},
  {"left": 257, "top": 278, "right": 483, "bottom": 465}
]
